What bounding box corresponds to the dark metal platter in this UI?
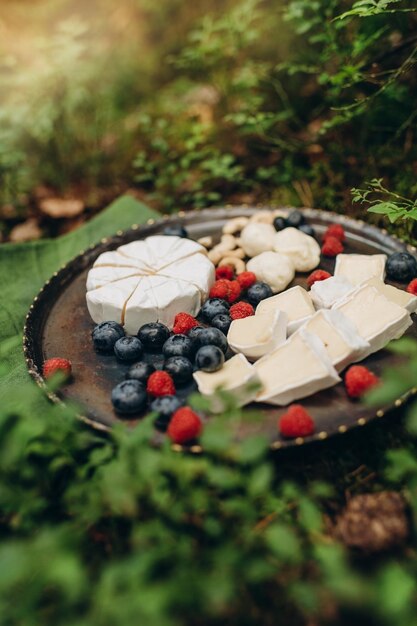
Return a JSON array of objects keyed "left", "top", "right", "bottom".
[{"left": 23, "top": 206, "right": 417, "bottom": 451}]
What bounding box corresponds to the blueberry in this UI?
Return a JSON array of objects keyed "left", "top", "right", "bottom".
[
  {"left": 126, "top": 361, "right": 155, "bottom": 383},
  {"left": 92, "top": 321, "right": 125, "bottom": 353},
  {"left": 111, "top": 379, "right": 147, "bottom": 415},
  {"left": 211, "top": 313, "right": 232, "bottom": 335},
  {"left": 195, "top": 345, "right": 225, "bottom": 372},
  {"left": 198, "top": 327, "right": 228, "bottom": 354},
  {"left": 163, "top": 224, "right": 188, "bottom": 238},
  {"left": 114, "top": 336, "right": 143, "bottom": 362},
  {"left": 273, "top": 216, "right": 287, "bottom": 232},
  {"left": 246, "top": 282, "right": 273, "bottom": 306},
  {"left": 201, "top": 298, "right": 230, "bottom": 322},
  {"left": 151, "top": 395, "right": 183, "bottom": 431},
  {"left": 286, "top": 210, "right": 305, "bottom": 228},
  {"left": 386, "top": 252, "right": 417, "bottom": 282},
  {"left": 162, "top": 334, "right": 195, "bottom": 359},
  {"left": 138, "top": 322, "right": 170, "bottom": 350},
  {"left": 164, "top": 356, "right": 194, "bottom": 385},
  {"left": 298, "top": 223, "right": 316, "bottom": 238},
  {"left": 188, "top": 325, "right": 205, "bottom": 343}
]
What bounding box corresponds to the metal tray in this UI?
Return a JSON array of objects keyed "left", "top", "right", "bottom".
[{"left": 23, "top": 206, "right": 417, "bottom": 451}]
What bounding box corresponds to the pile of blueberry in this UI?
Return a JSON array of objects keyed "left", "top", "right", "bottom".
[
  {"left": 273, "top": 209, "right": 315, "bottom": 238},
  {"left": 91, "top": 317, "right": 230, "bottom": 431}
]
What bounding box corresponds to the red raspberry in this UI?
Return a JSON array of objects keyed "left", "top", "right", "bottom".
[
  {"left": 236, "top": 271, "right": 257, "bottom": 290},
  {"left": 230, "top": 301, "right": 255, "bottom": 320},
  {"left": 147, "top": 371, "right": 175, "bottom": 397},
  {"left": 344, "top": 365, "right": 379, "bottom": 399},
  {"left": 323, "top": 224, "right": 345, "bottom": 242},
  {"left": 406, "top": 279, "right": 417, "bottom": 296},
  {"left": 209, "top": 279, "right": 231, "bottom": 300},
  {"left": 227, "top": 280, "right": 242, "bottom": 303},
  {"left": 43, "top": 358, "right": 72, "bottom": 380},
  {"left": 321, "top": 236, "right": 344, "bottom": 257},
  {"left": 279, "top": 405, "right": 315, "bottom": 438},
  {"left": 307, "top": 269, "right": 332, "bottom": 288},
  {"left": 215, "top": 265, "right": 234, "bottom": 280},
  {"left": 167, "top": 407, "right": 203, "bottom": 444},
  {"left": 172, "top": 312, "right": 198, "bottom": 334}
]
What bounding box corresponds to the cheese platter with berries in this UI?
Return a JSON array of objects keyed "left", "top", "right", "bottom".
[{"left": 23, "top": 206, "right": 417, "bottom": 451}]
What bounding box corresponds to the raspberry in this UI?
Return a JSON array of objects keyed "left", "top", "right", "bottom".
[
  {"left": 230, "top": 301, "right": 255, "bottom": 320},
  {"left": 406, "top": 278, "right": 417, "bottom": 296},
  {"left": 323, "top": 224, "right": 345, "bottom": 242},
  {"left": 43, "top": 358, "right": 72, "bottom": 380},
  {"left": 215, "top": 265, "right": 234, "bottom": 280},
  {"left": 209, "top": 279, "right": 241, "bottom": 303},
  {"left": 307, "top": 269, "right": 332, "bottom": 288},
  {"left": 227, "top": 280, "right": 242, "bottom": 303},
  {"left": 278, "top": 405, "right": 315, "bottom": 438},
  {"left": 209, "top": 279, "right": 231, "bottom": 300},
  {"left": 344, "top": 365, "right": 379, "bottom": 399},
  {"left": 236, "top": 271, "right": 257, "bottom": 290},
  {"left": 172, "top": 312, "right": 198, "bottom": 334},
  {"left": 147, "top": 371, "right": 176, "bottom": 397},
  {"left": 321, "top": 236, "right": 344, "bottom": 257},
  {"left": 167, "top": 407, "right": 203, "bottom": 444}
]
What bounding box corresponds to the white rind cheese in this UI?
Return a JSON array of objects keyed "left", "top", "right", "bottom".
[
  {"left": 86, "top": 236, "right": 215, "bottom": 333},
  {"left": 193, "top": 354, "right": 260, "bottom": 413},
  {"left": 310, "top": 276, "right": 354, "bottom": 309},
  {"left": 256, "top": 285, "right": 315, "bottom": 334},
  {"left": 334, "top": 253, "right": 387, "bottom": 286},
  {"left": 363, "top": 277, "right": 417, "bottom": 314},
  {"left": 240, "top": 223, "right": 276, "bottom": 257},
  {"left": 254, "top": 329, "right": 340, "bottom": 406},
  {"left": 333, "top": 284, "right": 412, "bottom": 359},
  {"left": 227, "top": 310, "right": 288, "bottom": 361},
  {"left": 273, "top": 227, "right": 321, "bottom": 272},
  {"left": 298, "top": 309, "right": 370, "bottom": 372},
  {"left": 246, "top": 251, "right": 295, "bottom": 293}
]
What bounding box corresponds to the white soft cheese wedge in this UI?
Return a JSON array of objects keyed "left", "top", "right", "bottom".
[
  {"left": 227, "top": 310, "right": 288, "bottom": 361},
  {"left": 334, "top": 253, "right": 387, "bottom": 286},
  {"left": 256, "top": 285, "right": 315, "bottom": 334},
  {"left": 273, "top": 227, "right": 321, "bottom": 272},
  {"left": 333, "top": 284, "right": 412, "bottom": 358},
  {"left": 86, "top": 236, "right": 215, "bottom": 331},
  {"left": 254, "top": 329, "right": 340, "bottom": 406},
  {"left": 299, "top": 309, "right": 369, "bottom": 372},
  {"left": 246, "top": 251, "right": 295, "bottom": 293},
  {"left": 310, "top": 276, "right": 355, "bottom": 309},
  {"left": 193, "top": 354, "right": 260, "bottom": 413},
  {"left": 363, "top": 277, "right": 417, "bottom": 314}
]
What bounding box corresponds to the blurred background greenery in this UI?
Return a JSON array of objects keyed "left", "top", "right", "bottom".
[{"left": 1, "top": 0, "right": 416, "bottom": 240}]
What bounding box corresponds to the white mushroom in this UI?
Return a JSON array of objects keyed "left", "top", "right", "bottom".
[
  {"left": 273, "top": 227, "right": 320, "bottom": 272},
  {"left": 247, "top": 251, "right": 295, "bottom": 293},
  {"left": 222, "top": 216, "right": 249, "bottom": 235},
  {"left": 240, "top": 223, "right": 276, "bottom": 258}
]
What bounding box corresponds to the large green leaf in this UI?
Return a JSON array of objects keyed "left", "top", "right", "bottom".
[{"left": 0, "top": 195, "right": 158, "bottom": 403}]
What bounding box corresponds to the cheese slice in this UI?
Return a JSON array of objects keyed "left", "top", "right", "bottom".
[
  {"left": 299, "top": 309, "right": 369, "bottom": 371},
  {"left": 193, "top": 354, "right": 260, "bottom": 413},
  {"left": 310, "top": 276, "right": 354, "bottom": 309},
  {"left": 333, "top": 284, "right": 412, "bottom": 358},
  {"left": 273, "top": 227, "right": 320, "bottom": 272},
  {"left": 334, "top": 253, "right": 387, "bottom": 286},
  {"left": 256, "top": 285, "right": 315, "bottom": 334},
  {"left": 86, "top": 236, "right": 215, "bottom": 330},
  {"left": 363, "top": 277, "right": 417, "bottom": 314},
  {"left": 227, "top": 310, "right": 287, "bottom": 361},
  {"left": 254, "top": 329, "right": 340, "bottom": 405}
]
